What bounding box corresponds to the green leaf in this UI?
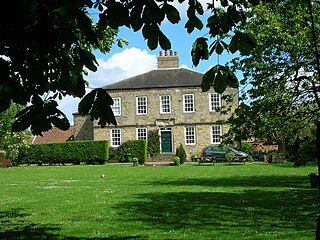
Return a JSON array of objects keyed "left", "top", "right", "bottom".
[
  {"left": 216, "top": 41, "right": 224, "bottom": 55},
  {"left": 195, "top": 1, "right": 204, "bottom": 15},
  {"left": 130, "top": 4, "right": 144, "bottom": 31},
  {"left": 142, "top": 24, "right": 153, "bottom": 39},
  {"left": 79, "top": 88, "right": 117, "bottom": 127},
  {"left": 163, "top": 4, "right": 180, "bottom": 24},
  {"left": 185, "top": 19, "right": 195, "bottom": 34},
  {"left": 147, "top": 34, "right": 159, "bottom": 50},
  {"left": 201, "top": 68, "right": 215, "bottom": 92},
  {"left": 106, "top": 0, "right": 130, "bottom": 28},
  {"left": 187, "top": 5, "right": 195, "bottom": 19},
  {"left": 225, "top": 67, "right": 239, "bottom": 88},
  {"left": 51, "top": 116, "right": 70, "bottom": 131},
  {"left": 78, "top": 89, "right": 97, "bottom": 115},
  {"left": 12, "top": 107, "right": 32, "bottom": 132},
  {"left": 229, "top": 31, "right": 256, "bottom": 55},
  {"left": 193, "top": 16, "right": 203, "bottom": 31},
  {"left": 214, "top": 70, "right": 227, "bottom": 94},
  {"left": 79, "top": 49, "right": 98, "bottom": 72},
  {"left": 158, "top": 31, "right": 171, "bottom": 50},
  {"left": 97, "top": 14, "right": 108, "bottom": 30},
  {"left": 191, "top": 37, "right": 209, "bottom": 66},
  {"left": 142, "top": 1, "right": 165, "bottom": 24}
]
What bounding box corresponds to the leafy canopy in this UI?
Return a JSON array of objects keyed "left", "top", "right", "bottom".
[
  {"left": 1, "top": 0, "right": 307, "bottom": 135},
  {"left": 224, "top": 1, "right": 320, "bottom": 151}
]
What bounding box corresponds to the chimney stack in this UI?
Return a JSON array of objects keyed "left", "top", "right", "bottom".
[{"left": 157, "top": 50, "right": 179, "bottom": 69}]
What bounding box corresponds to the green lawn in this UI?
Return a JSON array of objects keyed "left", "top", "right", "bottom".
[{"left": 0, "top": 163, "right": 319, "bottom": 240}]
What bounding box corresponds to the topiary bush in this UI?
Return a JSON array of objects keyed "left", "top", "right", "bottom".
[{"left": 175, "top": 144, "right": 186, "bottom": 164}]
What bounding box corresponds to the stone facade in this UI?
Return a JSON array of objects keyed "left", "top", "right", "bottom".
[{"left": 73, "top": 51, "right": 238, "bottom": 159}]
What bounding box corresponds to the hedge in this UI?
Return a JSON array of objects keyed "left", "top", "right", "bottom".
[
  {"left": 128, "top": 140, "right": 147, "bottom": 164},
  {"left": 109, "top": 140, "right": 147, "bottom": 164},
  {"left": 20, "top": 140, "right": 109, "bottom": 165}
]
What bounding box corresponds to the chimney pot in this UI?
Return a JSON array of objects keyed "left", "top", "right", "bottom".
[{"left": 157, "top": 50, "right": 179, "bottom": 69}]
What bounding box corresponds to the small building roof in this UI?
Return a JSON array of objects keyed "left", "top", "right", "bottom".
[
  {"left": 102, "top": 68, "right": 203, "bottom": 90},
  {"left": 31, "top": 126, "right": 74, "bottom": 144}
]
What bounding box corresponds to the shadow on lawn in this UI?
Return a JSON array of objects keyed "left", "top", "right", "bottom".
[
  {"left": 147, "top": 175, "right": 310, "bottom": 188},
  {"left": 115, "top": 175, "right": 319, "bottom": 238},
  {"left": 0, "top": 209, "right": 141, "bottom": 240}
]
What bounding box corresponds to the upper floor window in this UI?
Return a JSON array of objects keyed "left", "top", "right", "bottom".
[
  {"left": 209, "top": 93, "right": 221, "bottom": 111},
  {"left": 136, "top": 96, "right": 147, "bottom": 115},
  {"left": 160, "top": 95, "right": 171, "bottom": 114},
  {"left": 183, "top": 94, "right": 195, "bottom": 113},
  {"left": 136, "top": 128, "right": 148, "bottom": 140},
  {"left": 112, "top": 97, "right": 121, "bottom": 116},
  {"left": 184, "top": 126, "right": 196, "bottom": 145},
  {"left": 211, "top": 125, "right": 222, "bottom": 144},
  {"left": 110, "top": 129, "right": 121, "bottom": 147}
]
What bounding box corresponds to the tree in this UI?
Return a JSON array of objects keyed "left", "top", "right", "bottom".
[
  {"left": 0, "top": 0, "right": 127, "bottom": 135},
  {"left": 1, "top": 0, "right": 260, "bottom": 135},
  {"left": 225, "top": 1, "right": 320, "bottom": 153},
  {"left": 0, "top": 103, "right": 30, "bottom": 163}
]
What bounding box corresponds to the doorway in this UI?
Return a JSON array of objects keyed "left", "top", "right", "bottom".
[{"left": 160, "top": 128, "right": 172, "bottom": 153}]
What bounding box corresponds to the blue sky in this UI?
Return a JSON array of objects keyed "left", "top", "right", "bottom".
[{"left": 59, "top": 1, "right": 239, "bottom": 124}]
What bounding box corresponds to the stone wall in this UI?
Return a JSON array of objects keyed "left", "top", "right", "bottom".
[{"left": 73, "top": 114, "right": 94, "bottom": 141}]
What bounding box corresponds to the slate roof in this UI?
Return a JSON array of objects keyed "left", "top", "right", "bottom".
[
  {"left": 31, "top": 126, "right": 74, "bottom": 144},
  {"left": 102, "top": 68, "right": 203, "bottom": 90}
]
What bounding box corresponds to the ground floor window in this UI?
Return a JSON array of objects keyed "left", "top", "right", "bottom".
[
  {"left": 110, "top": 129, "right": 121, "bottom": 147},
  {"left": 184, "top": 126, "right": 196, "bottom": 145},
  {"left": 211, "top": 125, "right": 222, "bottom": 144},
  {"left": 136, "top": 128, "right": 147, "bottom": 140}
]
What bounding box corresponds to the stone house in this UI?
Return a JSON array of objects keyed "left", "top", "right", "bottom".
[{"left": 73, "top": 51, "right": 238, "bottom": 158}]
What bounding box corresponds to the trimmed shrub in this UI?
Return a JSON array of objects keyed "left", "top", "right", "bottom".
[
  {"left": 175, "top": 144, "right": 186, "bottom": 164},
  {"left": 20, "top": 140, "right": 109, "bottom": 165},
  {"left": 173, "top": 156, "right": 180, "bottom": 166},
  {"left": 147, "top": 129, "right": 160, "bottom": 157},
  {"left": 109, "top": 140, "right": 147, "bottom": 164},
  {"left": 131, "top": 157, "right": 139, "bottom": 166}
]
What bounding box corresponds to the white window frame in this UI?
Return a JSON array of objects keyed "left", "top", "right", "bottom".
[
  {"left": 136, "top": 96, "right": 147, "bottom": 115},
  {"left": 209, "top": 93, "right": 221, "bottom": 112},
  {"left": 184, "top": 126, "right": 196, "bottom": 145},
  {"left": 110, "top": 129, "right": 121, "bottom": 147},
  {"left": 183, "top": 94, "right": 195, "bottom": 113},
  {"left": 160, "top": 95, "right": 171, "bottom": 114},
  {"left": 211, "top": 125, "right": 222, "bottom": 144},
  {"left": 136, "top": 128, "right": 148, "bottom": 140},
  {"left": 112, "top": 97, "right": 121, "bottom": 116}
]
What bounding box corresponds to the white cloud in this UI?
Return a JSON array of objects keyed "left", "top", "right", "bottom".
[
  {"left": 57, "top": 48, "right": 157, "bottom": 124},
  {"left": 86, "top": 48, "right": 157, "bottom": 88}
]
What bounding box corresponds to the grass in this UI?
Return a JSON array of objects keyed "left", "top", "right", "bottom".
[{"left": 0, "top": 162, "right": 319, "bottom": 240}]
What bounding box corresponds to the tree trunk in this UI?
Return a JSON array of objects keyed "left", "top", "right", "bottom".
[{"left": 317, "top": 121, "right": 320, "bottom": 240}]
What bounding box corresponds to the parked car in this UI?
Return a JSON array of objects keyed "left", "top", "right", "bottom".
[{"left": 201, "top": 146, "right": 248, "bottom": 163}]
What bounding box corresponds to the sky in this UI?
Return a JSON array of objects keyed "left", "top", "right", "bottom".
[{"left": 59, "top": 1, "right": 239, "bottom": 124}]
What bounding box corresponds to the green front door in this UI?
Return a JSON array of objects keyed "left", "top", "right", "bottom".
[{"left": 161, "top": 131, "right": 172, "bottom": 153}]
